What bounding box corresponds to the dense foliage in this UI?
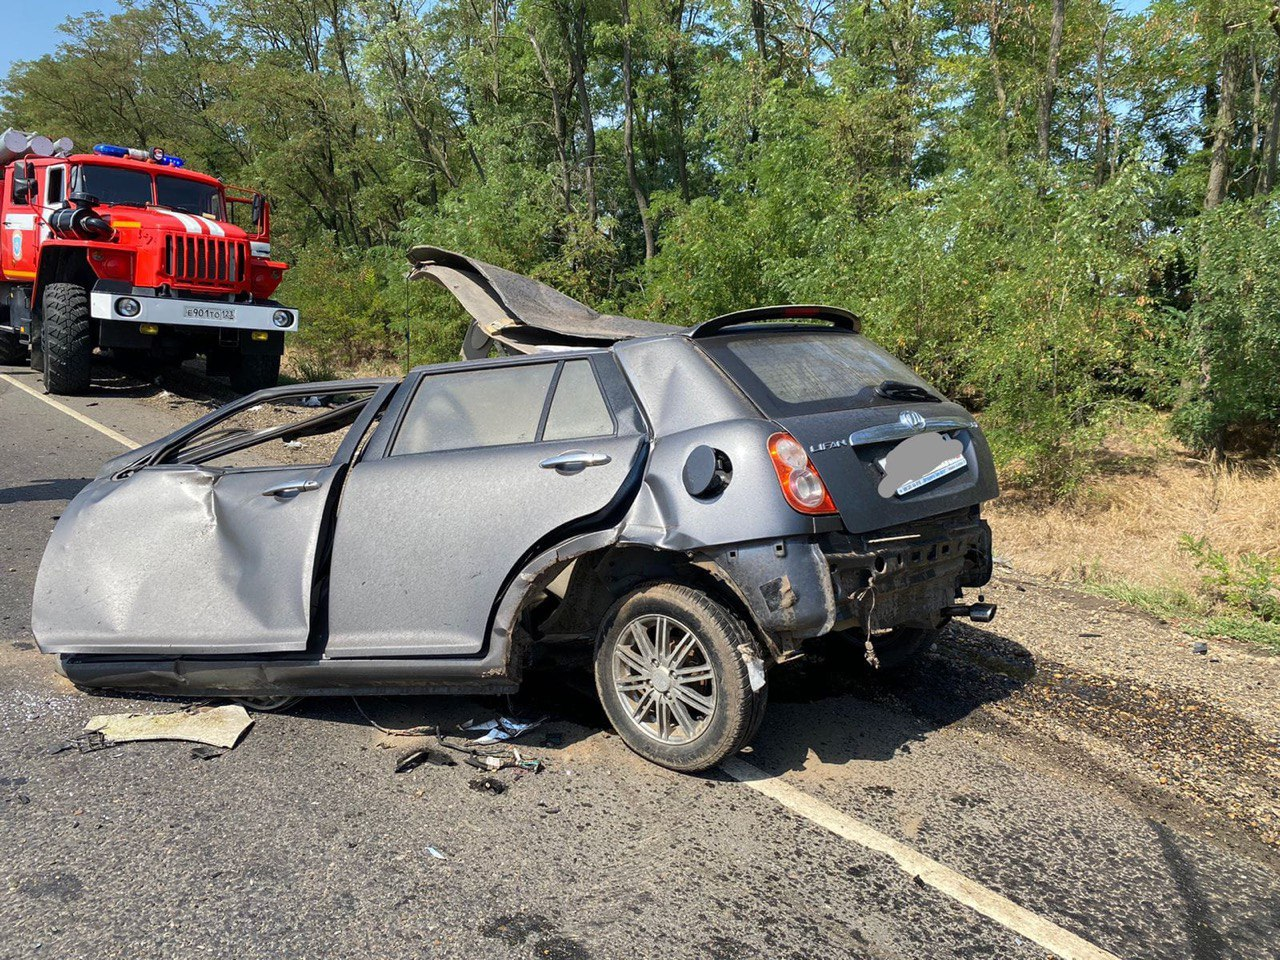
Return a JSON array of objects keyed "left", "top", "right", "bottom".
[{"left": 6, "top": 0, "right": 1280, "bottom": 492}]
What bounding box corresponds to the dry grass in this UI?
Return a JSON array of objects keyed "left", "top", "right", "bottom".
[{"left": 989, "top": 436, "right": 1280, "bottom": 597}]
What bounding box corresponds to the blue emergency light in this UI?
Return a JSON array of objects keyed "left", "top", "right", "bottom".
[{"left": 92, "top": 143, "right": 185, "bottom": 168}]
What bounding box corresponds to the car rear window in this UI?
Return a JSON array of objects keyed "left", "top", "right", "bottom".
[
  {"left": 700, "top": 330, "right": 937, "bottom": 416},
  {"left": 543, "top": 359, "right": 614, "bottom": 441}
]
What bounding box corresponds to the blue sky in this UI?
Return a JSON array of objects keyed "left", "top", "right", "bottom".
[
  {"left": 0, "top": 1, "right": 123, "bottom": 80},
  {"left": 3, "top": 0, "right": 1153, "bottom": 87}
]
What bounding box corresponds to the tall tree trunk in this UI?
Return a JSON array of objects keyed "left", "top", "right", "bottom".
[
  {"left": 751, "top": 0, "right": 769, "bottom": 61},
  {"left": 665, "top": 0, "right": 690, "bottom": 202},
  {"left": 530, "top": 31, "right": 573, "bottom": 214},
  {"left": 568, "top": 2, "right": 598, "bottom": 222},
  {"left": 1262, "top": 62, "right": 1280, "bottom": 194},
  {"left": 1094, "top": 15, "right": 1111, "bottom": 185},
  {"left": 986, "top": 2, "right": 1009, "bottom": 156},
  {"left": 1205, "top": 38, "right": 1241, "bottom": 209},
  {"left": 621, "top": 0, "right": 655, "bottom": 260},
  {"left": 1261, "top": 8, "right": 1280, "bottom": 194},
  {"left": 1037, "top": 0, "right": 1066, "bottom": 163},
  {"left": 1247, "top": 47, "right": 1263, "bottom": 193}
]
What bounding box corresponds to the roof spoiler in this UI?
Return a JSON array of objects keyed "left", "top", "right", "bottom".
[{"left": 689, "top": 305, "right": 861, "bottom": 339}]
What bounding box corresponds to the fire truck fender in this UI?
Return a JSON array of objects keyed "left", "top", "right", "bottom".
[{"left": 29, "top": 242, "right": 96, "bottom": 309}]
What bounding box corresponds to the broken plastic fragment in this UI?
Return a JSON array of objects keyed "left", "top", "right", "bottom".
[
  {"left": 737, "top": 644, "right": 767, "bottom": 692},
  {"left": 395, "top": 747, "right": 456, "bottom": 773},
  {"left": 469, "top": 775, "right": 506, "bottom": 795},
  {"left": 82, "top": 704, "right": 253, "bottom": 749},
  {"left": 427, "top": 847, "right": 447, "bottom": 860},
  {"left": 462, "top": 716, "right": 546, "bottom": 745}
]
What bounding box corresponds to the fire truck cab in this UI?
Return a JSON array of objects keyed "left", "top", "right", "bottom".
[{"left": 0, "top": 136, "right": 297, "bottom": 395}]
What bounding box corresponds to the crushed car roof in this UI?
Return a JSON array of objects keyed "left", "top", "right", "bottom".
[
  {"left": 407, "top": 246, "right": 674, "bottom": 356},
  {"left": 406, "top": 245, "right": 863, "bottom": 357}
]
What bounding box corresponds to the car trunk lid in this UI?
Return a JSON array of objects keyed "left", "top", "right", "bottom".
[{"left": 696, "top": 327, "right": 999, "bottom": 534}]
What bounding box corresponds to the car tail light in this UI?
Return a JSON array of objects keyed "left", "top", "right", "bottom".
[{"left": 767, "top": 432, "right": 836, "bottom": 515}]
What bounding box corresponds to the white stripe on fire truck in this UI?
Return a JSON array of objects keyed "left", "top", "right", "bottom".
[{"left": 156, "top": 210, "right": 205, "bottom": 234}]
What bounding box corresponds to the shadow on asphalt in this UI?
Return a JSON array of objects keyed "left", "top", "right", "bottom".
[
  {"left": 745, "top": 624, "right": 1033, "bottom": 774},
  {"left": 0, "top": 477, "right": 95, "bottom": 505},
  {"left": 55, "top": 625, "right": 1032, "bottom": 773},
  {"left": 275, "top": 626, "right": 1035, "bottom": 774}
]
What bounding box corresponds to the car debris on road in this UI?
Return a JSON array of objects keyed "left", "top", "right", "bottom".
[
  {"left": 462, "top": 716, "right": 546, "bottom": 745},
  {"left": 76, "top": 704, "right": 253, "bottom": 750}
]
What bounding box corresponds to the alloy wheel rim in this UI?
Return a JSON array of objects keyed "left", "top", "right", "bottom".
[{"left": 612, "top": 614, "right": 716, "bottom": 744}]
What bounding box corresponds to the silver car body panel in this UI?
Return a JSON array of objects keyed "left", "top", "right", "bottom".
[
  {"left": 32, "top": 379, "right": 396, "bottom": 655},
  {"left": 324, "top": 351, "right": 648, "bottom": 657}
]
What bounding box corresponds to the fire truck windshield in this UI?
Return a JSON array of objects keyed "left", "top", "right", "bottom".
[
  {"left": 69, "top": 164, "right": 224, "bottom": 219},
  {"left": 73, "top": 165, "right": 152, "bottom": 207},
  {"left": 156, "top": 174, "right": 223, "bottom": 219}
]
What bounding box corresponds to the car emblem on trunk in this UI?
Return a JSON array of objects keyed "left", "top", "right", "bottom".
[{"left": 899, "top": 410, "right": 927, "bottom": 431}]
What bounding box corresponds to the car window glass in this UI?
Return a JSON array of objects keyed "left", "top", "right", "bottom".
[
  {"left": 393, "top": 364, "right": 555, "bottom": 455},
  {"left": 46, "top": 167, "right": 65, "bottom": 204},
  {"left": 156, "top": 174, "right": 224, "bottom": 219},
  {"left": 74, "top": 165, "right": 153, "bottom": 207},
  {"left": 171, "top": 390, "right": 377, "bottom": 469},
  {"left": 542, "top": 359, "right": 614, "bottom": 441}
]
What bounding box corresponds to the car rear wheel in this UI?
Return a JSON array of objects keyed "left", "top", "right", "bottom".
[
  {"left": 595, "top": 583, "right": 767, "bottom": 772},
  {"left": 41, "top": 283, "right": 93, "bottom": 394}
]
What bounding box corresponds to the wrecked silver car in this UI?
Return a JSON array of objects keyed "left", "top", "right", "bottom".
[{"left": 32, "top": 247, "right": 998, "bottom": 772}]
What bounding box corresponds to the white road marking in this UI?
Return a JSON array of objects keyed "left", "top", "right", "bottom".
[
  {"left": 721, "top": 757, "right": 1122, "bottom": 960},
  {"left": 0, "top": 374, "right": 136, "bottom": 448}
]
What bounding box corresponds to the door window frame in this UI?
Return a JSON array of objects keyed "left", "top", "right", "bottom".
[
  {"left": 370, "top": 350, "right": 633, "bottom": 462},
  {"left": 116, "top": 378, "right": 399, "bottom": 478}
]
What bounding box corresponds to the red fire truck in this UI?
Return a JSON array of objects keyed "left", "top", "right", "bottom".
[{"left": 0, "top": 131, "right": 297, "bottom": 394}]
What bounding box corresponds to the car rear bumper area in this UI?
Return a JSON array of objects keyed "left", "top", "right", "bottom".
[
  {"left": 821, "top": 511, "right": 993, "bottom": 632},
  {"left": 703, "top": 510, "right": 993, "bottom": 657},
  {"left": 90, "top": 284, "right": 298, "bottom": 333}
]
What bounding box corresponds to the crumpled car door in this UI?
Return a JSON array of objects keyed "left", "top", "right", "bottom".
[
  {"left": 32, "top": 380, "right": 394, "bottom": 655},
  {"left": 324, "top": 353, "right": 647, "bottom": 657}
]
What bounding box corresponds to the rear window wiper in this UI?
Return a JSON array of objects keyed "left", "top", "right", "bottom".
[{"left": 875, "top": 379, "right": 941, "bottom": 403}]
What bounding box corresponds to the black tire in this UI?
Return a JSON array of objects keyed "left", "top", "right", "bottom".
[
  {"left": 40, "top": 283, "right": 93, "bottom": 394},
  {"left": 595, "top": 583, "right": 767, "bottom": 772},
  {"left": 229, "top": 352, "right": 281, "bottom": 393},
  {"left": 0, "top": 330, "right": 24, "bottom": 364},
  {"left": 29, "top": 322, "right": 44, "bottom": 371}
]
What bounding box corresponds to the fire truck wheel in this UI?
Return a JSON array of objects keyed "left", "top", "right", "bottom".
[
  {"left": 230, "top": 352, "right": 281, "bottom": 394},
  {"left": 29, "top": 328, "right": 43, "bottom": 371},
  {"left": 0, "top": 330, "right": 24, "bottom": 364},
  {"left": 41, "top": 283, "right": 93, "bottom": 395}
]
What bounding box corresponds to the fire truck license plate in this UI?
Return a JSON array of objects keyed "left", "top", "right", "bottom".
[{"left": 183, "top": 306, "right": 237, "bottom": 322}]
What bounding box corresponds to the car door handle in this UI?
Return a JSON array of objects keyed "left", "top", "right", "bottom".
[
  {"left": 539, "top": 450, "right": 612, "bottom": 472},
  {"left": 261, "top": 479, "right": 321, "bottom": 497}
]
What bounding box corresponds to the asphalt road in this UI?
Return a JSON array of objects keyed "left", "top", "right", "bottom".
[{"left": 2, "top": 360, "right": 1279, "bottom": 960}]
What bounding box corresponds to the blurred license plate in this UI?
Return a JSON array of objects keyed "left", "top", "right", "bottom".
[
  {"left": 894, "top": 454, "right": 966, "bottom": 496},
  {"left": 877, "top": 432, "right": 968, "bottom": 498}
]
